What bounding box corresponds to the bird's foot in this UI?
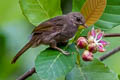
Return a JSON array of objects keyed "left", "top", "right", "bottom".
[
  {"left": 51, "top": 46, "right": 70, "bottom": 56},
  {"left": 61, "top": 51, "right": 70, "bottom": 55}
]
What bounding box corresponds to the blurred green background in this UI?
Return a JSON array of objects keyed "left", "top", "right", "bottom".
[
  {"left": 0, "top": 0, "right": 42, "bottom": 80},
  {"left": 0, "top": 0, "right": 120, "bottom": 80}
]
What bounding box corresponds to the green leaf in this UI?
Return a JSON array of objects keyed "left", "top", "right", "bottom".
[
  {"left": 94, "top": 25, "right": 120, "bottom": 75},
  {"left": 35, "top": 44, "right": 77, "bottom": 80},
  {"left": 19, "top": 0, "right": 62, "bottom": 26},
  {"left": 118, "top": 75, "right": 120, "bottom": 80},
  {"left": 72, "top": 0, "right": 120, "bottom": 30},
  {"left": 72, "top": 0, "right": 86, "bottom": 12},
  {"left": 95, "top": 0, "right": 120, "bottom": 30},
  {"left": 66, "top": 59, "right": 119, "bottom": 80},
  {"left": 61, "top": 0, "right": 72, "bottom": 14}
]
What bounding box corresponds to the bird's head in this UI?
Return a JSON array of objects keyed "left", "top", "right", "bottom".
[{"left": 68, "top": 12, "right": 88, "bottom": 28}]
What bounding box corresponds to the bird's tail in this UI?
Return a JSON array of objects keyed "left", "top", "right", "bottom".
[{"left": 11, "top": 40, "right": 35, "bottom": 64}]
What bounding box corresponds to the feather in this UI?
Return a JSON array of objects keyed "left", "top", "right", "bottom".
[{"left": 11, "top": 36, "right": 39, "bottom": 64}]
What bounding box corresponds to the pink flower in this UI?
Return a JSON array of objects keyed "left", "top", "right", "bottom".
[
  {"left": 88, "top": 27, "right": 109, "bottom": 52},
  {"left": 82, "top": 50, "right": 93, "bottom": 61}
]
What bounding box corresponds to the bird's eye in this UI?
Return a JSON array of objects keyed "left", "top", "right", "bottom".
[{"left": 76, "top": 17, "right": 81, "bottom": 21}]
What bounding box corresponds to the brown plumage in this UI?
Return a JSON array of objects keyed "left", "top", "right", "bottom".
[{"left": 11, "top": 12, "right": 87, "bottom": 64}]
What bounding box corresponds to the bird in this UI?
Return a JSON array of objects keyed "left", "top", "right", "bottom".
[{"left": 11, "top": 12, "right": 88, "bottom": 64}]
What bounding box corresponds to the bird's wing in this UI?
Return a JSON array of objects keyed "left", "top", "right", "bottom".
[{"left": 32, "top": 16, "right": 65, "bottom": 34}]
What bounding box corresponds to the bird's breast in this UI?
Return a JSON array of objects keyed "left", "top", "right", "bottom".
[
  {"left": 64, "top": 25, "right": 78, "bottom": 38},
  {"left": 55, "top": 24, "right": 78, "bottom": 42}
]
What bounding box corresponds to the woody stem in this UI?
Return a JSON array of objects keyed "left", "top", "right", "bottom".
[{"left": 99, "top": 46, "right": 120, "bottom": 61}]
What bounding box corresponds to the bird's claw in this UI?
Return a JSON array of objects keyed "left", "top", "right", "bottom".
[{"left": 62, "top": 51, "right": 70, "bottom": 56}]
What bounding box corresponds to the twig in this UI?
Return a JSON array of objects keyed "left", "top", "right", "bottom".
[
  {"left": 17, "top": 67, "right": 36, "bottom": 80},
  {"left": 83, "top": 33, "right": 120, "bottom": 38},
  {"left": 99, "top": 46, "right": 120, "bottom": 61},
  {"left": 104, "top": 33, "right": 120, "bottom": 37}
]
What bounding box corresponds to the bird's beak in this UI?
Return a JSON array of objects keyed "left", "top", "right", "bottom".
[{"left": 83, "top": 24, "right": 88, "bottom": 28}]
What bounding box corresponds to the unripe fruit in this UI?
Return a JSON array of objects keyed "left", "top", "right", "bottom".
[
  {"left": 77, "top": 37, "right": 88, "bottom": 49},
  {"left": 82, "top": 50, "right": 93, "bottom": 61},
  {"left": 87, "top": 43, "right": 97, "bottom": 53}
]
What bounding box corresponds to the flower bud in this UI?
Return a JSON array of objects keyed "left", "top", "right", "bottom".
[
  {"left": 87, "top": 43, "right": 97, "bottom": 53},
  {"left": 82, "top": 50, "right": 93, "bottom": 61},
  {"left": 88, "top": 36, "right": 94, "bottom": 43},
  {"left": 77, "top": 37, "right": 88, "bottom": 49}
]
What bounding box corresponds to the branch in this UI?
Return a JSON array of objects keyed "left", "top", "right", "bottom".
[
  {"left": 83, "top": 33, "right": 120, "bottom": 38},
  {"left": 99, "top": 46, "right": 120, "bottom": 61},
  {"left": 17, "top": 67, "right": 36, "bottom": 80},
  {"left": 104, "top": 33, "right": 120, "bottom": 37}
]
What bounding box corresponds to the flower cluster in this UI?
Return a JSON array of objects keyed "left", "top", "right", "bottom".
[{"left": 77, "top": 27, "right": 109, "bottom": 61}]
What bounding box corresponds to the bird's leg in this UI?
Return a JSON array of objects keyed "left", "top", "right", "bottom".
[
  {"left": 50, "top": 40, "right": 70, "bottom": 55},
  {"left": 53, "top": 46, "right": 70, "bottom": 55},
  {"left": 57, "top": 40, "right": 68, "bottom": 46}
]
